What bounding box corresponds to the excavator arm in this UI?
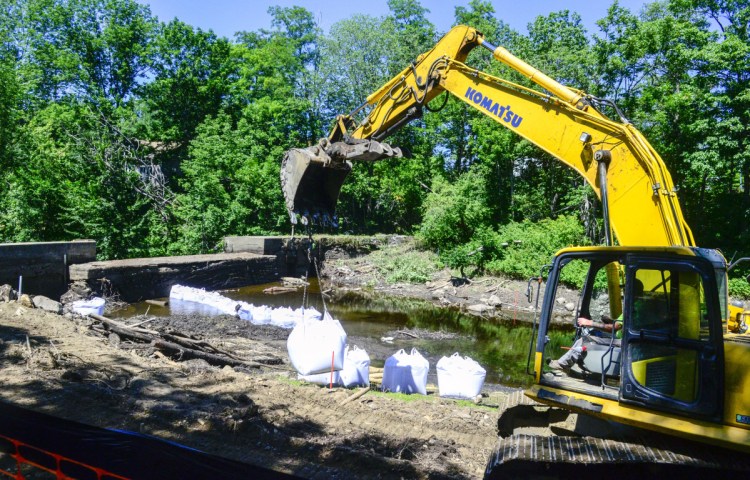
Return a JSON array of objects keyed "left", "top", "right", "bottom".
[{"left": 281, "top": 25, "right": 694, "bottom": 248}]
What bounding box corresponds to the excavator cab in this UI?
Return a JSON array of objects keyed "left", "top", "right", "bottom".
[{"left": 528, "top": 246, "right": 727, "bottom": 433}]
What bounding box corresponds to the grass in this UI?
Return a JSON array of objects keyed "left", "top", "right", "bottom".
[
  {"left": 320, "top": 235, "right": 442, "bottom": 285},
  {"left": 369, "top": 390, "right": 438, "bottom": 403},
  {"left": 276, "top": 375, "right": 306, "bottom": 387},
  {"left": 369, "top": 390, "right": 497, "bottom": 412},
  {"left": 367, "top": 242, "right": 441, "bottom": 284}
]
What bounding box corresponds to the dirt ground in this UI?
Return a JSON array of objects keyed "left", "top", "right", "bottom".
[
  {"left": 5, "top": 239, "right": 746, "bottom": 478},
  {"left": 0, "top": 297, "right": 522, "bottom": 479},
  {"left": 0, "top": 241, "right": 599, "bottom": 479},
  {"left": 0, "top": 232, "right": 635, "bottom": 480}
]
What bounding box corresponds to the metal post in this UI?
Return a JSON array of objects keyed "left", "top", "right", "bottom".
[{"left": 595, "top": 150, "right": 613, "bottom": 246}]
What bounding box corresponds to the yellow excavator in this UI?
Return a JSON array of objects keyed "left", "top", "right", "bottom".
[{"left": 280, "top": 25, "right": 750, "bottom": 473}]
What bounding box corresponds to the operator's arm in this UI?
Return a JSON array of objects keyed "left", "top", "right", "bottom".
[{"left": 577, "top": 317, "right": 622, "bottom": 333}]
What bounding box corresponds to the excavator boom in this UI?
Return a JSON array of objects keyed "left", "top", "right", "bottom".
[
  {"left": 281, "top": 25, "right": 479, "bottom": 226},
  {"left": 281, "top": 26, "right": 694, "bottom": 249}
]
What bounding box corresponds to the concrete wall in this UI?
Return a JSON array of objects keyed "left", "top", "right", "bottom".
[
  {"left": 69, "top": 252, "right": 279, "bottom": 303},
  {"left": 224, "top": 236, "right": 313, "bottom": 277},
  {"left": 0, "top": 240, "right": 96, "bottom": 298},
  {"left": 0, "top": 236, "right": 390, "bottom": 303},
  {"left": 223, "top": 235, "right": 391, "bottom": 278}
]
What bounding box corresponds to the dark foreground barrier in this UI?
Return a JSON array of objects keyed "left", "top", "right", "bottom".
[{"left": 0, "top": 401, "right": 299, "bottom": 480}]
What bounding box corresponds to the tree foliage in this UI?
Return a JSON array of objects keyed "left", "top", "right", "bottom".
[{"left": 1, "top": 0, "right": 748, "bottom": 291}]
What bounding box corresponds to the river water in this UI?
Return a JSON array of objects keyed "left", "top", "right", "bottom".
[{"left": 112, "top": 280, "right": 573, "bottom": 387}]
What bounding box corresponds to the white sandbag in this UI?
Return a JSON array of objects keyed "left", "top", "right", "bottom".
[
  {"left": 169, "top": 299, "right": 225, "bottom": 316},
  {"left": 298, "top": 371, "right": 340, "bottom": 386},
  {"left": 250, "top": 305, "right": 272, "bottom": 325},
  {"left": 168, "top": 285, "right": 238, "bottom": 316},
  {"left": 71, "top": 297, "right": 105, "bottom": 316},
  {"left": 340, "top": 345, "right": 370, "bottom": 388},
  {"left": 382, "top": 348, "right": 429, "bottom": 395},
  {"left": 295, "top": 306, "right": 322, "bottom": 321},
  {"left": 436, "top": 353, "right": 486, "bottom": 399},
  {"left": 271, "top": 306, "right": 299, "bottom": 329},
  {"left": 168, "top": 285, "right": 189, "bottom": 301},
  {"left": 237, "top": 302, "right": 253, "bottom": 321},
  {"left": 287, "top": 311, "right": 347, "bottom": 376}
]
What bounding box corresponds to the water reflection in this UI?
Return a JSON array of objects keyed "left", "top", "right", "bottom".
[
  {"left": 332, "top": 293, "right": 555, "bottom": 386},
  {"left": 113, "top": 280, "right": 574, "bottom": 387}
]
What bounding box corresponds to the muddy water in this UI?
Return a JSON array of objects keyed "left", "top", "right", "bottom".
[{"left": 113, "top": 280, "right": 572, "bottom": 387}]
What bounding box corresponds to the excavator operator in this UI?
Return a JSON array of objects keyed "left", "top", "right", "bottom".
[{"left": 550, "top": 279, "right": 644, "bottom": 373}]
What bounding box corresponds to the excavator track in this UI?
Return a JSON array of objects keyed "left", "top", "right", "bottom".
[
  {"left": 485, "top": 433, "right": 750, "bottom": 478},
  {"left": 485, "top": 391, "right": 750, "bottom": 479}
]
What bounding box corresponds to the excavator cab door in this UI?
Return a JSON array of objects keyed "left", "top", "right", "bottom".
[{"left": 619, "top": 254, "right": 724, "bottom": 421}]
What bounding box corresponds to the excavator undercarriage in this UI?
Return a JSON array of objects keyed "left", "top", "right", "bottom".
[{"left": 486, "top": 391, "right": 750, "bottom": 478}]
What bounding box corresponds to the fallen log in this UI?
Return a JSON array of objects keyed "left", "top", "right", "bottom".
[
  {"left": 145, "top": 299, "right": 168, "bottom": 307},
  {"left": 395, "top": 330, "right": 418, "bottom": 339},
  {"left": 90, "top": 313, "right": 284, "bottom": 369},
  {"left": 340, "top": 387, "right": 371, "bottom": 406},
  {"left": 91, "top": 314, "right": 160, "bottom": 336},
  {"left": 152, "top": 340, "right": 267, "bottom": 369},
  {"left": 263, "top": 286, "right": 298, "bottom": 295},
  {"left": 160, "top": 332, "right": 247, "bottom": 361},
  {"left": 281, "top": 277, "right": 309, "bottom": 287},
  {"left": 128, "top": 317, "right": 157, "bottom": 328},
  {"left": 427, "top": 280, "right": 452, "bottom": 291}
]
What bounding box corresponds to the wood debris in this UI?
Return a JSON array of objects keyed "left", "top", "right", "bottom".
[{"left": 88, "top": 313, "right": 284, "bottom": 370}]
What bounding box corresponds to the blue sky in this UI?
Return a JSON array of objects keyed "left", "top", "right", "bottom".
[{"left": 137, "top": 0, "right": 652, "bottom": 39}]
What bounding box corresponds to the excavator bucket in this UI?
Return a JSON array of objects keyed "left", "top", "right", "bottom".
[
  {"left": 280, "top": 138, "right": 402, "bottom": 226},
  {"left": 280, "top": 146, "right": 352, "bottom": 227}
]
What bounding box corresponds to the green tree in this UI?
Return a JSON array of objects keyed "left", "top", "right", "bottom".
[
  {"left": 597, "top": 0, "right": 750, "bottom": 253},
  {"left": 383, "top": 0, "right": 436, "bottom": 72},
  {"left": 266, "top": 6, "right": 324, "bottom": 143},
  {"left": 0, "top": 6, "right": 21, "bottom": 169},
  {"left": 418, "top": 166, "right": 492, "bottom": 252},
  {"left": 170, "top": 8, "right": 323, "bottom": 251},
  {"left": 20, "top": 0, "right": 156, "bottom": 106},
  {"left": 0, "top": 102, "right": 154, "bottom": 258},
  {"left": 170, "top": 112, "right": 287, "bottom": 254},
  {"left": 139, "top": 20, "right": 233, "bottom": 145},
  {"left": 318, "top": 12, "right": 437, "bottom": 232}
]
